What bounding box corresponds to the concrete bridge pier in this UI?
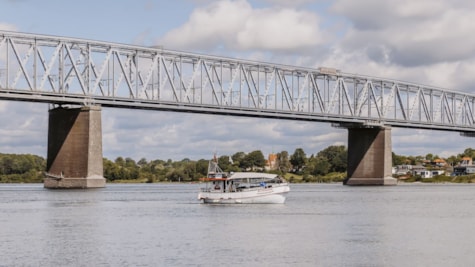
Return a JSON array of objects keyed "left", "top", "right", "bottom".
[
  {"left": 344, "top": 126, "right": 397, "bottom": 186},
  {"left": 44, "top": 105, "right": 106, "bottom": 189}
]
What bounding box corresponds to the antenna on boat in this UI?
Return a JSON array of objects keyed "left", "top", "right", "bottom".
[{"left": 208, "top": 151, "right": 224, "bottom": 176}]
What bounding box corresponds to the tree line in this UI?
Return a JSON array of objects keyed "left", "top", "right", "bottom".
[
  {"left": 102, "top": 145, "right": 348, "bottom": 183},
  {"left": 392, "top": 148, "right": 475, "bottom": 167},
  {"left": 1, "top": 146, "right": 475, "bottom": 183},
  {"left": 0, "top": 153, "right": 46, "bottom": 183}
]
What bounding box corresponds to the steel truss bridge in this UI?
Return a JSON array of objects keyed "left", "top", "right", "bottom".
[{"left": 1, "top": 30, "right": 475, "bottom": 134}]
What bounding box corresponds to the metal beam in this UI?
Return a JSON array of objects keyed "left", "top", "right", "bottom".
[{"left": 1, "top": 30, "right": 475, "bottom": 133}]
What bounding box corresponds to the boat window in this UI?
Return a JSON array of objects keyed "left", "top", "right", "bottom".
[{"left": 267, "top": 176, "right": 286, "bottom": 184}]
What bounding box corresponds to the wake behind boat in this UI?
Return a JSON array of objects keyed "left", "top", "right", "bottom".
[{"left": 198, "top": 158, "right": 290, "bottom": 204}]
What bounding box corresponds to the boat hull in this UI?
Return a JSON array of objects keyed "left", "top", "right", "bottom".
[{"left": 198, "top": 185, "right": 290, "bottom": 204}]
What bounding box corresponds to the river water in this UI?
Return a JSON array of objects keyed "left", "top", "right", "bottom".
[{"left": 1, "top": 183, "right": 475, "bottom": 266}]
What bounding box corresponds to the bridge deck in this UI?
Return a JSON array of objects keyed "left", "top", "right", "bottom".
[{"left": 1, "top": 30, "right": 475, "bottom": 133}]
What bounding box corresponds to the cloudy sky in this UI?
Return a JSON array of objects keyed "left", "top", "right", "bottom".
[{"left": 1, "top": 0, "right": 475, "bottom": 161}]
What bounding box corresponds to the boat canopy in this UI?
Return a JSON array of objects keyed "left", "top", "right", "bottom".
[{"left": 228, "top": 172, "right": 278, "bottom": 180}]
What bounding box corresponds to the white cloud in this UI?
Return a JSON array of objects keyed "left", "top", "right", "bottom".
[
  {"left": 260, "top": 0, "right": 315, "bottom": 7},
  {"left": 236, "top": 8, "right": 324, "bottom": 51},
  {"left": 331, "top": 0, "right": 475, "bottom": 67},
  {"left": 159, "top": 0, "right": 328, "bottom": 52},
  {"left": 0, "top": 102, "right": 47, "bottom": 156},
  {"left": 0, "top": 23, "right": 17, "bottom": 31},
  {"left": 308, "top": 0, "right": 475, "bottom": 94},
  {"left": 0, "top": 102, "right": 7, "bottom": 112},
  {"left": 391, "top": 128, "right": 465, "bottom": 158}
]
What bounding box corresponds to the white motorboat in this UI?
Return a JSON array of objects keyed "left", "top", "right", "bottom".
[{"left": 198, "top": 159, "right": 290, "bottom": 204}]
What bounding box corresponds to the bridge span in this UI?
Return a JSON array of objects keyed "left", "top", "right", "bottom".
[{"left": 1, "top": 30, "right": 474, "bottom": 187}]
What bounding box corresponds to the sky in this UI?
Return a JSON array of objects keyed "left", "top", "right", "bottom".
[{"left": 1, "top": 0, "right": 475, "bottom": 161}]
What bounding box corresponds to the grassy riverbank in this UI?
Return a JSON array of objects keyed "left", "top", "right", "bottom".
[
  {"left": 401, "top": 175, "right": 475, "bottom": 183},
  {"left": 2, "top": 173, "right": 475, "bottom": 184},
  {"left": 110, "top": 174, "right": 475, "bottom": 184}
]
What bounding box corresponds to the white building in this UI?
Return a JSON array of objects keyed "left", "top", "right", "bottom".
[{"left": 415, "top": 169, "right": 445, "bottom": 178}]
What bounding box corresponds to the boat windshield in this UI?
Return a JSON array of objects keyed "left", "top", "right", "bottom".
[
  {"left": 233, "top": 176, "right": 286, "bottom": 189},
  {"left": 208, "top": 172, "right": 226, "bottom": 179}
]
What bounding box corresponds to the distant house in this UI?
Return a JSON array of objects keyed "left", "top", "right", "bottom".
[
  {"left": 433, "top": 158, "right": 447, "bottom": 167},
  {"left": 453, "top": 157, "right": 475, "bottom": 175},
  {"left": 421, "top": 158, "right": 448, "bottom": 167},
  {"left": 411, "top": 165, "right": 445, "bottom": 178},
  {"left": 421, "top": 170, "right": 445, "bottom": 178},
  {"left": 460, "top": 157, "right": 473, "bottom": 166},
  {"left": 393, "top": 165, "right": 412, "bottom": 175},
  {"left": 411, "top": 165, "right": 426, "bottom": 176},
  {"left": 265, "top": 153, "right": 278, "bottom": 171}
]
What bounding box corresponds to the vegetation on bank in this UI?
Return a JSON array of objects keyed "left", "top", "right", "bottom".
[
  {"left": 401, "top": 174, "right": 475, "bottom": 183},
  {"left": 2, "top": 146, "right": 475, "bottom": 184},
  {"left": 0, "top": 153, "right": 45, "bottom": 183}
]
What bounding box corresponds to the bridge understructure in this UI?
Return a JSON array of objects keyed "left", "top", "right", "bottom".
[
  {"left": 45, "top": 105, "right": 105, "bottom": 188},
  {"left": 343, "top": 125, "right": 396, "bottom": 185},
  {"left": 1, "top": 31, "right": 475, "bottom": 187}
]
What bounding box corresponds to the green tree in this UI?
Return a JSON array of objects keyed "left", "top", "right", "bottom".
[
  {"left": 196, "top": 159, "right": 209, "bottom": 177},
  {"left": 414, "top": 155, "right": 424, "bottom": 165},
  {"left": 242, "top": 150, "right": 266, "bottom": 170},
  {"left": 125, "top": 157, "right": 137, "bottom": 168},
  {"left": 0, "top": 153, "right": 45, "bottom": 183},
  {"left": 115, "top": 157, "right": 125, "bottom": 167},
  {"left": 218, "top": 155, "right": 232, "bottom": 171},
  {"left": 392, "top": 152, "right": 407, "bottom": 166},
  {"left": 138, "top": 158, "right": 148, "bottom": 166},
  {"left": 103, "top": 158, "right": 118, "bottom": 181},
  {"left": 447, "top": 155, "right": 460, "bottom": 167},
  {"left": 317, "top": 145, "right": 347, "bottom": 172},
  {"left": 232, "top": 152, "right": 246, "bottom": 168},
  {"left": 307, "top": 155, "right": 331, "bottom": 176},
  {"left": 276, "top": 151, "right": 291, "bottom": 173},
  {"left": 250, "top": 150, "right": 266, "bottom": 168},
  {"left": 166, "top": 168, "right": 185, "bottom": 182},
  {"left": 463, "top": 148, "right": 475, "bottom": 159},
  {"left": 290, "top": 148, "right": 307, "bottom": 172},
  {"left": 182, "top": 162, "right": 197, "bottom": 181},
  {"left": 425, "top": 153, "right": 433, "bottom": 161}
]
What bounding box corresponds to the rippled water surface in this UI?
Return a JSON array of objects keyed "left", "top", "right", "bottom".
[{"left": 1, "top": 183, "right": 475, "bottom": 266}]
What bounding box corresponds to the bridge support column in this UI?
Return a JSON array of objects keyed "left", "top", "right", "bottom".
[
  {"left": 344, "top": 126, "right": 397, "bottom": 186},
  {"left": 44, "top": 106, "right": 106, "bottom": 189}
]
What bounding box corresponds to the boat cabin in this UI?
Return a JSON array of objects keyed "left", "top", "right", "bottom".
[{"left": 203, "top": 172, "right": 286, "bottom": 193}]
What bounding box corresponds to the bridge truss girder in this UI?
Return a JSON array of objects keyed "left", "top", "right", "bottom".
[{"left": 1, "top": 30, "right": 475, "bottom": 133}]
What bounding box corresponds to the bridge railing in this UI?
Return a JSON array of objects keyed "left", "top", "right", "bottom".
[{"left": 1, "top": 30, "right": 474, "bottom": 132}]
